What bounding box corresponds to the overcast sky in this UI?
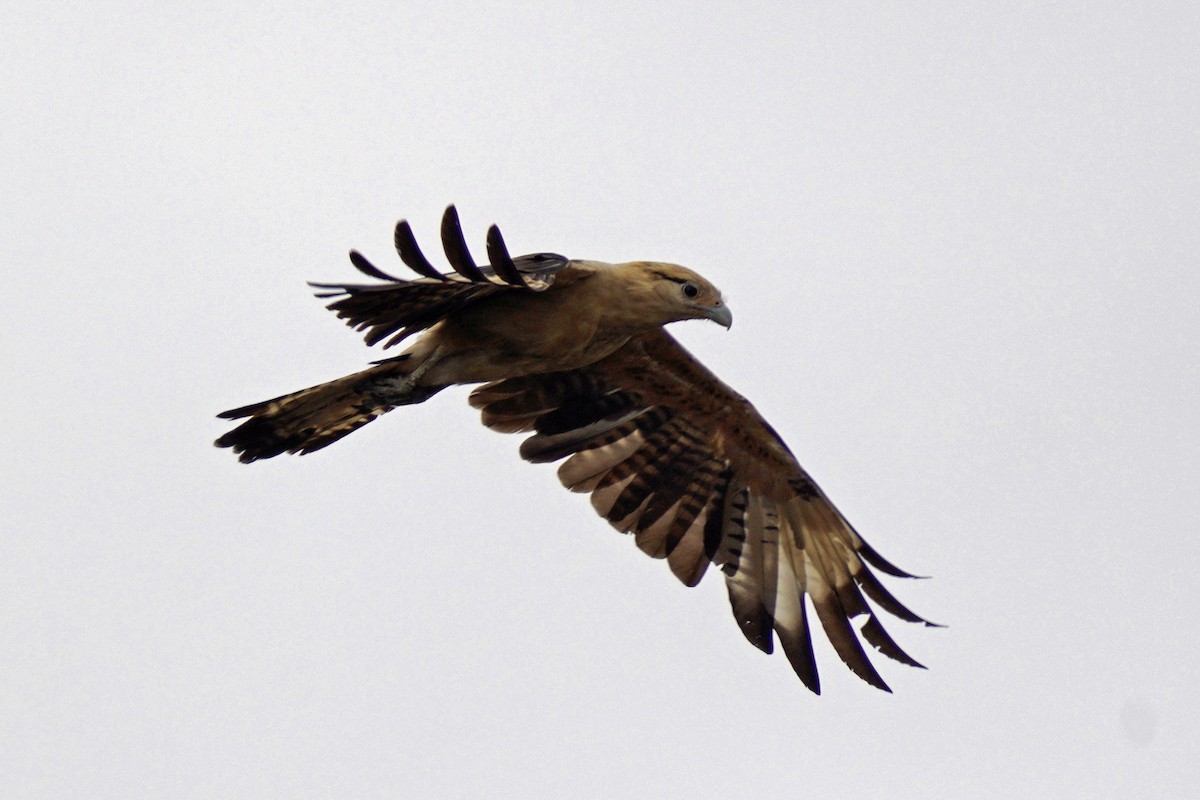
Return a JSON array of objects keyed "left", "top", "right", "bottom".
[{"left": 3, "top": 2, "right": 1198, "bottom": 798}]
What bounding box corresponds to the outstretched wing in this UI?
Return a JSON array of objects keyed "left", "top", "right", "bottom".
[
  {"left": 469, "top": 329, "right": 937, "bottom": 693},
  {"left": 310, "top": 205, "right": 570, "bottom": 348}
]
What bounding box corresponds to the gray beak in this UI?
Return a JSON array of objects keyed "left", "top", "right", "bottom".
[{"left": 703, "top": 303, "right": 733, "bottom": 329}]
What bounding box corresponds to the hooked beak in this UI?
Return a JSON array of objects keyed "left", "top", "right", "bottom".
[{"left": 702, "top": 302, "right": 733, "bottom": 329}]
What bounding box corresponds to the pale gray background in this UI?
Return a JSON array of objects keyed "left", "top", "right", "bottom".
[{"left": 3, "top": 2, "right": 1197, "bottom": 797}]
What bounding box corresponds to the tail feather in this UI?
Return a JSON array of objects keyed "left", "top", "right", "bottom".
[{"left": 215, "top": 358, "right": 438, "bottom": 463}]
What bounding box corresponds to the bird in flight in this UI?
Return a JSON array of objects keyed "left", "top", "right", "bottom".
[{"left": 215, "top": 206, "right": 936, "bottom": 693}]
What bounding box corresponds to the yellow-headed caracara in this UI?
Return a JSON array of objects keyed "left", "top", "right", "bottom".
[{"left": 216, "top": 206, "right": 937, "bottom": 693}]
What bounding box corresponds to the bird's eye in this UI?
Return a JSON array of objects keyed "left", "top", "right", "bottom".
[{"left": 682, "top": 282, "right": 700, "bottom": 299}]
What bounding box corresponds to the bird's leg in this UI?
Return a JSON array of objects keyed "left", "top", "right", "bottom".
[{"left": 369, "top": 346, "right": 445, "bottom": 406}]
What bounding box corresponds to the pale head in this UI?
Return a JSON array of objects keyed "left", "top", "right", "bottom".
[{"left": 614, "top": 261, "right": 732, "bottom": 330}]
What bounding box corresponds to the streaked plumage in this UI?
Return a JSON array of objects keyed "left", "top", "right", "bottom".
[{"left": 216, "top": 206, "right": 937, "bottom": 693}]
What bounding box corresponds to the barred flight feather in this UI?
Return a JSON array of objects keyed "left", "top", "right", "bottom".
[
  {"left": 520, "top": 412, "right": 645, "bottom": 464},
  {"left": 663, "top": 460, "right": 722, "bottom": 556},
  {"left": 533, "top": 391, "right": 640, "bottom": 436},
  {"left": 468, "top": 338, "right": 936, "bottom": 694},
  {"left": 603, "top": 423, "right": 690, "bottom": 522},
  {"left": 590, "top": 472, "right": 638, "bottom": 520},
  {"left": 665, "top": 502, "right": 713, "bottom": 586},
  {"left": 557, "top": 429, "right": 648, "bottom": 490},
  {"left": 766, "top": 528, "right": 820, "bottom": 692},
  {"left": 722, "top": 485, "right": 775, "bottom": 655},
  {"left": 637, "top": 439, "right": 706, "bottom": 526},
  {"left": 633, "top": 498, "right": 682, "bottom": 558}
]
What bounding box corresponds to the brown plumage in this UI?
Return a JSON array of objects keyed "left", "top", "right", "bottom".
[{"left": 216, "top": 206, "right": 937, "bottom": 693}]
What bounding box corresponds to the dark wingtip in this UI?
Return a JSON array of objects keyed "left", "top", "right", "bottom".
[
  {"left": 440, "top": 206, "right": 488, "bottom": 282},
  {"left": 348, "top": 249, "right": 404, "bottom": 282},
  {"left": 216, "top": 404, "right": 255, "bottom": 420},
  {"left": 486, "top": 224, "right": 527, "bottom": 287},
  {"left": 394, "top": 219, "right": 445, "bottom": 280},
  {"left": 860, "top": 615, "right": 926, "bottom": 669},
  {"left": 858, "top": 539, "right": 927, "bottom": 579},
  {"left": 306, "top": 281, "right": 351, "bottom": 299}
]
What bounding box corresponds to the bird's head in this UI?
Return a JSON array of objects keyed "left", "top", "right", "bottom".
[{"left": 621, "top": 261, "right": 732, "bottom": 330}]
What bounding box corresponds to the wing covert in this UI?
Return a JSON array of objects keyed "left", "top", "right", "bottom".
[{"left": 469, "top": 329, "right": 937, "bottom": 693}]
